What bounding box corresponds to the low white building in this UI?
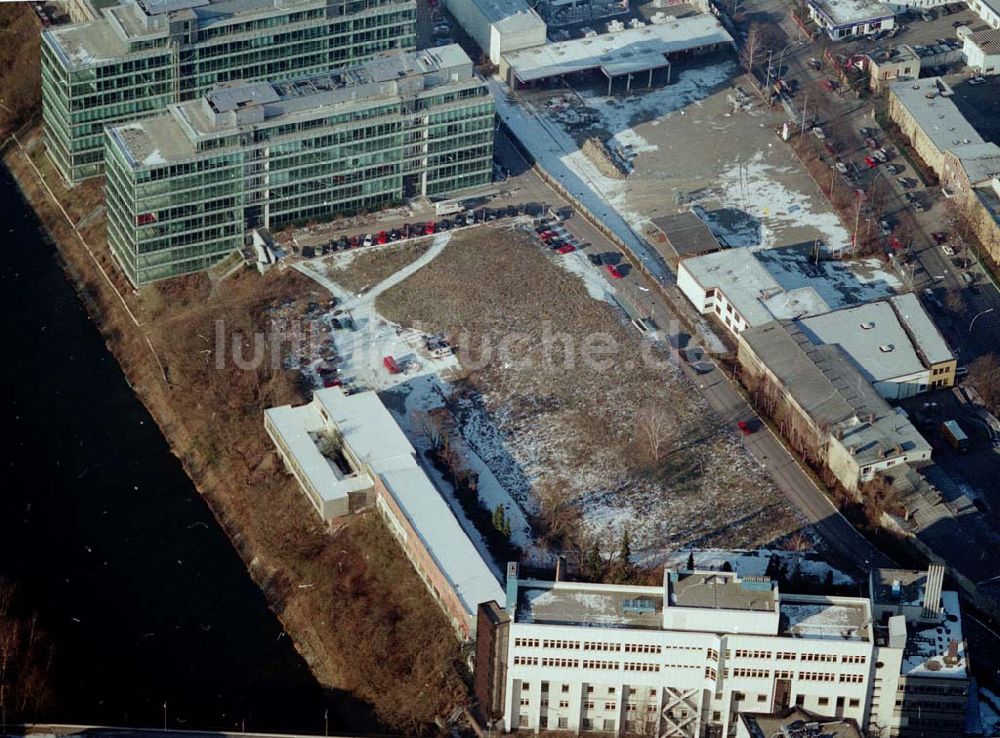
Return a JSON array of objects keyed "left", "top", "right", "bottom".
[
  {"left": 676, "top": 249, "right": 830, "bottom": 337},
  {"left": 265, "top": 388, "right": 505, "bottom": 638},
  {"left": 963, "top": 28, "right": 1000, "bottom": 74},
  {"left": 798, "top": 296, "right": 956, "bottom": 401},
  {"left": 474, "top": 565, "right": 969, "bottom": 738},
  {"left": 969, "top": 0, "right": 1000, "bottom": 29},
  {"left": 443, "top": 0, "right": 547, "bottom": 65},
  {"left": 807, "top": 0, "right": 896, "bottom": 39}
]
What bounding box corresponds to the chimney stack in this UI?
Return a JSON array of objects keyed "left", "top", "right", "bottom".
[
  {"left": 923, "top": 563, "right": 945, "bottom": 618},
  {"left": 505, "top": 562, "right": 519, "bottom": 615}
]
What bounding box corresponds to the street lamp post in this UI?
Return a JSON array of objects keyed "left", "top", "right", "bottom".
[{"left": 969, "top": 307, "right": 995, "bottom": 332}]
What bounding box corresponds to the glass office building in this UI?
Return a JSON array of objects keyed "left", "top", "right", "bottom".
[
  {"left": 105, "top": 44, "right": 494, "bottom": 286},
  {"left": 42, "top": 0, "right": 417, "bottom": 183}
]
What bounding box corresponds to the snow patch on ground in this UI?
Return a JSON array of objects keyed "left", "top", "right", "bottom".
[
  {"left": 662, "top": 549, "right": 855, "bottom": 585},
  {"left": 556, "top": 248, "right": 619, "bottom": 303},
  {"left": 714, "top": 152, "right": 851, "bottom": 253}
]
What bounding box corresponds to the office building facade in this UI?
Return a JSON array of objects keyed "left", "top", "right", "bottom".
[
  {"left": 475, "top": 565, "right": 969, "bottom": 738},
  {"left": 105, "top": 44, "right": 493, "bottom": 284},
  {"left": 41, "top": 0, "right": 417, "bottom": 183}
]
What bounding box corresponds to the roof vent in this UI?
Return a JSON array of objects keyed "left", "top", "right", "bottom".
[
  {"left": 879, "top": 344, "right": 895, "bottom": 352},
  {"left": 861, "top": 321, "right": 876, "bottom": 330}
]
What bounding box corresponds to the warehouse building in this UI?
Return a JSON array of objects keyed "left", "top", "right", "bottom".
[
  {"left": 475, "top": 564, "right": 968, "bottom": 738},
  {"left": 443, "top": 0, "right": 547, "bottom": 65},
  {"left": 677, "top": 248, "right": 831, "bottom": 337},
  {"left": 265, "top": 387, "right": 505, "bottom": 640},
  {"left": 963, "top": 28, "right": 1000, "bottom": 75},
  {"left": 500, "top": 16, "right": 734, "bottom": 92},
  {"left": 806, "top": 0, "right": 896, "bottom": 39},
  {"left": 737, "top": 321, "right": 932, "bottom": 492},
  {"left": 41, "top": 0, "right": 417, "bottom": 183},
  {"left": 105, "top": 45, "right": 493, "bottom": 285},
  {"left": 798, "top": 295, "right": 956, "bottom": 401}
]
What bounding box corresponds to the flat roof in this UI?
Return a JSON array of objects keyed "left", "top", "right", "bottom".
[
  {"left": 780, "top": 599, "right": 869, "bottom": 641},
  {"left": 470, "top": 0, "right": 540, "bottom": 26},
  {"left": 313, "top": 388, "right": 416, "bottom": 469},
  {"left": 516, "top": 581, "right": 665, "bottom": 629},
  {"left": 681, "top": 249, "right": 831, "bottom": 326},
  {"left": 902, "top": 591, "right": 967, "bottom": 678},
  {"left": 889, "top": 293, "right": 954, "bottom": 366},
  {"left": 739, "top": 321, "right": 931, "bottom": 466},
  {"left": 502, "top": 16, "right": 732, "bottom": 82},
  {"left": 871, "top": 567, "right": 931, "bottom": 608},
  {"left": 667, "top": 571, "right": 777, "bottom": 613},
  {"left": 740, "top": 709, "right": 863, "bottom": 738},
  {"left": 650, "top": 211, "right": 721, "bottom": 258},
  {"left": 890, "top": 77, "right": 984, "bottom": 154},
  {"left": 109, "top": 45, "right": 479, "bottom": 167},
  {"left": 380, "top": 467, "right": 505, "bottom": 616},
  {"left": 808, "top": 0, "right": 895, "bottom": 26},
  {"left": 799, "top": 301, "right": 926, "bottom": 382}
]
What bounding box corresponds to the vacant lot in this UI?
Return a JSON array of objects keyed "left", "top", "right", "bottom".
[
  {"left": 376, "top": 226, "right": 800, "bottom": 566},
  {"left": 325, "top": 241, "right": 431, "bottom": 295}
]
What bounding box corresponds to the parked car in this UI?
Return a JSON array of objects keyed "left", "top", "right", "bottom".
[
  {"left": 588, "top": 253, "right": 604, "bottom": 266},
  {"left": 424, "top": 221, "right": 437, "bottom": 235},
  {"left": 349, "top": 235, "right": 360, "bottom": 248},
  {"left": 879, "top": 219, "right": 892, "bottom": 236},
  {"left": 821, "top": 79, "right": 836, "bottom": 92},
  {"left": 864, "top": 155, "right": 878, "bottom": 168},
  {"left": 912, "top": 199, "right": 926, "bottom": 213},
  {"left": 555, "top": 243, "right": 575, "bottom": 254},
  {"left": 606, "top": 264, "right": 623, "bottom": 279},
  {"left": 969, "top": 75, "right": 987, "bottom": 85},
  {"left": 376, "top": 230, "right": 388, "bottom": 245},
  {"left": 812, "top": 126, "right": 827, "bottom": 140},
  {"left": 931, "top": 231, "right": 949, "bottom": 244},
  {"left": 835, "top": 161, "right": 848, "bottom": 173},
  {"left": 363, "top": 233, "right": 374, "bottom": 248},
  {"left": 942, "top": 244, "right": 956, "bottom": 256},
  {"left": 897, "top": 177, "right": 913, "bottom": 189},
  {"left": 885, "top": 163, "right": 903, "bottom": 175},
  {"left": 737, "top": 420, "right": 753, "bottom": 436},
  {"left": 466, "top": 211, "right": 475, "bottom": 226}
]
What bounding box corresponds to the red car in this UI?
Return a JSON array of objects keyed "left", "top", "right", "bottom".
[
  {"left": 555, "top": 243, "right": 576, "bottom": 254},
  {"left": 606, "top": 264, "right": 623, "bottom": 279},
  {"left": 322, "top": 377, "right": 343, "bottom": 388},
  {"left": 824, "top": 141, "right": 837, "bottom": 156},
  {"left": 376, "top": 230, "right": 388, "bottom": 245},
  {"left": 349, "top": 235, "right": 360, "bottom": 248},
  {"left": 889, "top": 235, "right": 904, "bottom": 250},
  {"left": 383, "top": 356, "right": 401, "bottom": 375},
  {"left": 864, "top": 156, "right": 878, "bottom": 168},
  {"left": 737, "top": 420, "right": 753, "bottom": 435}
]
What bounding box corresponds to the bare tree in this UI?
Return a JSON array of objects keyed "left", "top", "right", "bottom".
[
  {"left": 968, "top": 352, "right": 1000, "bottom": 414},
  {"left": 0, "top": 580, "right": 53, "bottom": 722},
  {"left": 944, "top": 289, "right": 967, "bottom": 316},
  {"left": 740, "top": 23, "right": 765, "bottom": 79},
  {"left": 634, "top": 401, "right": 679, "bottom": 465}
]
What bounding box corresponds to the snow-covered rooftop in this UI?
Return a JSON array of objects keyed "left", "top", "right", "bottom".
[
  {"left": 807, "top": 0, "right": 895, "bottom": 27},
  {"left": 503, "top": 16, "right": 733, "bottom": 83},
  {"left": 516, "top": 581, "right": 665, "bottom": 629},
  {"left": 380, "top": 467, "right": 506, "bottom": 617},
  {"left": 902, "top": 591, "right": 968, "bottom": 678},
  {"left": 799, "top": 301, "right": 926, "bottom": 383},
  {"left": 780, "top": 600, "right": 870, "bottom": 641},
  {"left": 889, "top": 294, "right": 954, "bottom": 367}
]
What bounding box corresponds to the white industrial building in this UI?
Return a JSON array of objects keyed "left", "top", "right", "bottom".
[
  {"left": 806, "top": 0, "right": 896, "bottom": 39},
  {"left": 499, "top": 16, "right": 734, "bottom": 92},
  {"left": 475, "top": 565, "right": 969, "bottom": 738},
  {"left": 798, "top": 295, "right": 956, "bottom": 401},
  {"left": 676, "top": 249, "right": 830, "bottom": 337},
  {"left": 963, "top": 28, "right": 1000, "bottom": 75},
  {"left": 265, "top": 388, "right": 504, "bottom": 638},
  {"left": 443, "top": 0, "right": 547, "bottom": 65}
]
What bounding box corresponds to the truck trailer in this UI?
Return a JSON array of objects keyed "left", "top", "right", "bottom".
[{"left": 941, "top": 419, "right": 970, "bottom": 453}]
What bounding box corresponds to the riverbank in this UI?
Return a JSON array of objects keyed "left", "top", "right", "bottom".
[{"left": 3, "top": 126, "right": 468, "bottom": 733}]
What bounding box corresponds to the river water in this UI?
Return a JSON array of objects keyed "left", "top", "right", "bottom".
[{"left": 0, "top": 167, "right": 379, "bottom": 734}]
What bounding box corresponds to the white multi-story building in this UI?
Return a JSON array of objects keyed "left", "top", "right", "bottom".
[{"left": 474, "top": 565, "right": 969, "bottom": 738}]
